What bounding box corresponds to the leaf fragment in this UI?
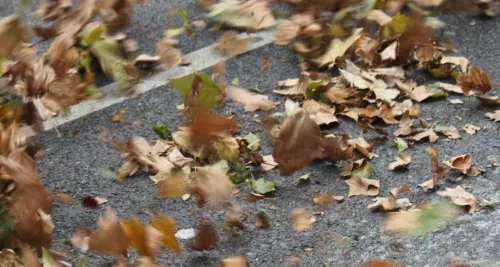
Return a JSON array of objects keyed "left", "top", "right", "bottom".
[
  {"left": 395, "top": 138, "right": 408, "bottom": 152},
  {"left": 462, "top": 124, "right": 480, "bottom": 134},
  {"left": 485, "top": 110, "right": 500, "bottom": 122},
  {"left": 215, "top": 31, "right": 251, "bottom": 56},
  {"left": 190, "top": 218, "right": 218, "bottom": 251},
  {"left": 252, "top": 178, "right": 276, "bottom": 195},
  {"left": 388, "top": 153, "right": 411, "bottom": 170},
  {"left": 291, "top": 208, "right": 315, "bottom": 232},
  {"left": 220, "top": 256, "right": 250, "bottom": 267},
  {"left": 437, "top": 186, "right": 480, "bottom": 213}
]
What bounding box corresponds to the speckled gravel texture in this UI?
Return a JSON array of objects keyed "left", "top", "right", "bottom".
[{"left": 2, "top": 2, "right": 500, "bottom": 267}]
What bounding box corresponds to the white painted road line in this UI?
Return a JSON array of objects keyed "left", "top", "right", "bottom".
[{"left": 43, "top": 29, "right": 276, "bottom": 131}]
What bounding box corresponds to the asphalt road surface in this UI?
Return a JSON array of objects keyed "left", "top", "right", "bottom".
[{"left": 2, "top": 1, "right": 500, "bottom": 266}]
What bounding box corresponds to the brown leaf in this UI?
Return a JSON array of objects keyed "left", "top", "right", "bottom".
[
  {"left": 40, "top": 69, "right": 88, "bottom": 114},
  {"left": 215, "top": 31, "right": 251, "bottom": 57},
  {"left": 150, "top": 214, "right": 182, "bottom": 257},
  {"left": 485, "top": 110, "right": 500, "bottom": 122},
  {"left": 71, "top": 209, "right": 129, "bottom": 255},
  {"left": 55, "top": 192, "right": 77, "bottom": 203},
  {"left": 291, "top": 208, "right": 315, "bottom": 232},
  {"left": 274, "top": 72, "right": 309, "bottom": 96},
  {"left": 345, "top": 175, "right": 380, "bottom": 197},
  {"left": 157, "top": 174, "right": 188, "bottom": 198},
  {"left": 109, "top": 109, "right": 127, "bottom": 123},
  {"left": 0, "top": 15, "right": 25, "bottom": 57},
  {"left": 443, "top": 154, "right": 472, "bottom": 174},
  {"left": 239, "top": 0, "right": 276, "bottom": 29},
  {"left": 476, "top": 95, "right": 500, "bottom": 106},
  {"left": 190, "top": 218, "right": 218, "bottom": 251},
  {"left": 272, "top": 109, "right": 324, "bottom": 175},
  {"left": 220, "top": 256, "right": 250, "bottom": 267},
  {"left": 367, "top": 187, "right": 404, "bottom": 211},
  {"left": 363, "top": 259, "right": 402, "bottom": 267},
  {"left": 321, "top": 135, "right": 355, "bottom": 161},
  {"left": 223, "top": 207, "right": 245, "bottom": 234},
  {"left": 275, "top": 20, "right": 300, "bottom": 45},
  {"left": 388, "top": 152, "right": 411, "bottom": 170},
  {"left": 121, "top": 217, "right": 160, "bottom": 257},
  {"left": 255, "top": 210, "right": 270, "bottom": 229},
  {"left": 457, "top": 66, "right": 492, "bottom": 95},
  {"left": 437, "top": 186, "right": 480, "bottom": 213},
  {"left": 419, "top": 147, "right": 447, "bottom": 191},
  {"left": 313, "top": 192, "right": 344, "bottom": 206},
  {"left": 226, "top": 86, "right": 278, "bottom": 112},
  {"left": 156, "top": 37, "right": 183, "bottom": 68},
  {"left": 302, "top": 99, "right": 338, "bottom": 126},
  {"left": 188, "top": 108, "right": 239, "bottom": 150},
  {"left": 462, "top": 124, "right": 480, "bottom": 134},
  {"left": 191, "top": 161, "right": 234, "bottom": 208},
  {"left": 409, "top": 128, "right": 439, "bottom": 143},
  {"left": 394, "top": 111, "right": 413, "bottom": 136},
  {"left": 261, "top": 154, "right": 277, "bottom": 172}
]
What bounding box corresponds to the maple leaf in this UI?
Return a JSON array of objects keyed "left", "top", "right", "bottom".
[
  {"left": 302, "top": 99, "right": 338, "bottom": 126},
  {"left": 345, "top": 175, "right": 380, "bottom": 197},
  {"left": 215, "top": 31, "right": 251, "bottom": 57},
  {"left": 485, "top": 110, "right": 500, "bottom": 122},
  {"left": 190, "top": 218, "right": 218, "bottom": 251},
  {"left": 156, "top": 37, "right": 183, "bottom": 68},
  {"left": 291, "top": 208, "right": 315, "bottom": 232},
  {"left": 315, "top": 28, "right": 363, "bottom": 68},
  {"left": 419, "top": 147, "right": 448, "bottom": 191},
  {"left": 443, "top": 154, "right": 472, "bottom": 174},
  {"left": 275, "top": 20, "right": 300, "bottom": 46},
  {"left": 272, "top": 109, "right": 323, "bottom": 175},
  {"left": 71, "top": 209, "right": 129, "bottom": 255},
  {"left": 388, "top": 152, "right": 411, "bottom": 170},
  {"left": 226, "top": 86, "right": 278, "bottom": 112},
  {"left": 313, "top": 192, "right": 344, "bottom": 206},
  {"left": 191, "top": 161, "right": 234, "bottom": 208},
  {"left": 251, "top": 178, "right": 276, "bottom": 195},
  {"left": 437, "top": 186, "right": 480, "bottom": 213},
  {"left": 170, "top": 72, "right": 222, "bottom": 110},
  {"left": 150, "top": 214, "right": 182, "bottom": 257},
  {"left": 457, "top": 66, "right": 492, "bottom": 95},
  {"left": 367, "top": 186, "right": 411, "bottom": 212},
  {"left": 220, "top": 256, "right": 250, "bottom": 267}
]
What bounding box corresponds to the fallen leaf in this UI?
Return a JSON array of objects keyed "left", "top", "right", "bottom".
[
  {"left": 462, "top": 124, "right": 480, "bottom": 134},
  {"left": 448, "top": 99, "right": 464, "bottom": 104},
  {"left": 261, "top": 154, "right": 277, "bottom": 172},
  {"left": 434, "top": 125, "right": 461, "bottom": 139},
  {"left": 302, "top": 99, "right": 338, "bottom": 126},
  {"left": 382, "top": 13, "right": 411, "bottom": 40},
  {"left": 443, "top": 154, "right": 472, "bottom": 174},
  {"left": 380, "top": 41, "right": 398, "bottom": 61},
  {"left": 252, "top": 178, "right": 276, "bottom": 195},
  {"left": 437, "top": 82, "right": 463, "bottom": 94},
  {"left": 272, "top": 109, "right": 323, "bottom": 175},
  {"left": 437, "top": 186, "right": 480, "bottom": 213},
  {"left": 363, "top": 259, "right": 402, "bottom": 267},
  {"left": 190, "top": 218, "right": 218, "bottom": 251},
  {"left": 157, "top": 174, "right": 188, "bottom": 198},
  {"left": 440, "top": 56, "right": 469, "bottom": 72},
  {"left": 220, "top": 256, "right": 249, "bottom": 267},
  {"left": 367, "top": 10, "right": 393, "bottom": 26},
  {"left": 150, "top": 214, "right": 182, "bottom": 257},
  {"left": 55, "top": 193, "right": 77, "bottom": 203},
  {"left": 109, "top": 109, "right": 127, "bottom": 123},
  {"left": 291, "top": 208, "right": 315, "bottom": 232},
  {"left": 383, "top": 201, "right": 457, "bottom": 235},
  {"left": 457, "top": 66, "right": 492, "bottom": 95},
  {"left": 121, "top": 217, "right": 160, "bottom": 257},
  {"left": 485, "top": 110, "right": 500, "bottom": 122},
  {"left": 275, "top": 20, "right": 300, "bottom": 45},
  {"left": 187, "top": 108, "right": 238, "bottom": 149},
  {"left": 477, "top": 95, "right": 500, "bottom": 106},
  {"left": 207, "top": 0, "right": 275, "bottom": 30},
  {"left": 274, "top": 72, "right": 309, "bottom": 96},
  {"left": 227, "top": 86, "right": 278, "bottom": 112},
  {"left": 156, "top": 37, "right": 183, "bottom": 68},
  {"left": 313, "top": 192, "right": 344, "bottom": 206},
  {"left": 243, "top": 132, "right": 260, "bottom": 151},
  {"left": 419, "top": 147, "right": 448, "bottom": 191},
  {"left": 42, "top": 247, "right": 62, "bottom": 267},
  {"left": 255, "top": 210, "right": 270, "bottom": 229},
  {"left": 388, "top": 153, "right": 411, "bottom": 170},
  {"left": 315, "top": 28, "right": 363, "bottom": 68},
  {"left": 394, "top": 112, "right": 413, "bottom": 137},
  {"left": 409, "top": 128, "right": 439, "bottom": 143},
  {"left": 395, "top": 138, "right": 408, "bottom": 152},
  {"left": 346, "top": 175, "right": 380, "bottom": 197},
  {"left": 215, "top": 31, "right": 251, "bottom": 56},
  {"left": 192, "top": 161, "right": 234, "bottom": 208}
]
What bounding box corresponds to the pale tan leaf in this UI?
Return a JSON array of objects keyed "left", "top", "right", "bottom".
[
  {"left": 345, "top": 175, "right": 380, "bottom": 197},
  {"left": 388, "top": 152, "right": 411, "bottom": 170},
  {"left": 274, "top": 20, "right": 300, "bottom": 45},
  {"left": 380, "top": 41, "right": 398, "bottom": 61},
  {"left": 437, "top": 186, "right": 480, "bottom": 213},
  {"left": 315, "top": 28, "right": 363, "bottom": 67},
  {"left": 367, "top": 10, "right": 392, "bottom": 26},
  {"left": 227, "top": 86, "right": 278, "bottom": 112},
  {"left": 462, "top": 124, "right": 480, "bottom": 134},
  {"left": 261, "top": 154, "right": 277, "bottom": 172},
  {"left": 291, "top": 208, "right": 315, "bottom": 231},
  {"left": 485, "top": 110, "right": 500, "bottom": 122},
  {"left": 302, "top": 99, "right": 337, "bottom": 126},
  {"left": 443, "top": 154, "right": 472, "bottom": 174}
]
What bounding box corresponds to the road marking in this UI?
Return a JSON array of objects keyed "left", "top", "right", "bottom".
[{"left": 43, "top": 29, "right": 276, "bottom": 131}]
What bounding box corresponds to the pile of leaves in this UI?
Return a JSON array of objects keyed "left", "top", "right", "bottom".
[{"left": 0, "top": 0, "right": 500, "bottom": 266}]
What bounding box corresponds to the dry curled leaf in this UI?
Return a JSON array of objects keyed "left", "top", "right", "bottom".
[
  {"left": 220, "top": 256, "right": 250, "bottom": 267},
  {"left": 156, "top": 37, "right": 183, "bottom": 68},
  {"left": 443, "top": 154, "right": 472, "bottom": 174},
  {"left": 345, "top": 175, "right": 380, "bottom": 197},
  {"left": 313, "top": 192, "right": 344, "bottom": 206},
  {"left": 485, "top": 110, "right": 500, "bottom": 122},
  {"left": 388, "top": 152, "right": 411, "bottom": 170},
  {"left": 150, "top": 214, "right": 182, "bottom": 257},
  {"left": 188, "top": 108, "right": 239, "bottom": 150},
  {"left": 419, "top": 147, "right": 447, "bottom": 191},
  {"left": 462, "top": 124, "right": 480, "bottom": 134},
  {"left": 109, "top": 109, "right": 127, "bottom": 123},
  {"left": 255, "top": 210, "right": 270, "bottom": 229},
  {"left": 302, "top": 99, "right": 338, "bottom": 126},
  {"left": 215, "top": 31, "right": 251, "bottom": 56},
  {"left": 226, "top": 86, "right": 278, "bottom": 112},
  {"left": 437, "top": 186, "right": 480, "bottom": 213},
  {"left": 291, "top": 208, "right": 315, "bottom": 232},
  {"left": 275, "top": 20, "right": 300, "bottom": 46},
  {"left": 191, "top": 161, "right": 234, "bottom": 208},
  {"left": 457, "top": 66, "right": 492, "bottom": 95},
  {"left": 190, "top": 218, "right": 218, "bottom": 251}
]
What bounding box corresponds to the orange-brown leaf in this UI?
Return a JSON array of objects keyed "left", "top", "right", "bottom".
[
  {"left": 190, "top": 218, "right": 218, "bottom": 251},
  {"left": 457, "top": 66, "right": 492, "bottom": 95},
  {"left": 150, "top": 214, "right": 182, "bottom": 257},
  {"left": 121, "top": 217, "right": 157, "bottom": 257},
  {"left": 188, "top": 108, "right": 239, "bottom": 149}
]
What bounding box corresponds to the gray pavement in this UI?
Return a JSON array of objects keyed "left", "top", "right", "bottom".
[{"left": 2, "top": 2, "right": 500, "bottom": 267}]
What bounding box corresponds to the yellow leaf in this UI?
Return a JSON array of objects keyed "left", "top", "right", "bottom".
[{"left": 150, "top": 215, "right": 182, "bottom": 257}]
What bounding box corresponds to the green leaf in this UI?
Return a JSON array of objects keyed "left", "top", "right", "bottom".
[
  {"left": 216, "top": 136, "right": 240, "bottom": 162},
  {"left": 395, "top": 138, "right": 408, "bottom": 152},
  {"left": 427, "top": 83, "right": 449, "bottom": 99},
  {"left": 153, "top": 123, "right": 172, "bottom": 139},
  {"left": 296, "top": 173, "right": 311, "bottom": 184},
  {"left": 244, "top": 132, "right": 260, "bottom": 151},
  {"left": 166, "top": 27, "right": 186, "bottom": 38},
  {"left": 306, "top": 80, "right": 324, "bottom": 100},
  {"left": 90, "top": 39, "right": 135, "bottom": 91},
  {"left": 169, "top": 72, "right": 220, "bottom": 110},
  {"left": 252, "top": 178, "right": 276, "bottom": 195},
  {"left": 229, "top": 162, "right": 252, "bottom": 184},
  {"left": 77, "top": 257, "right": 86, "bottom": 267},
  {"left": 179, "top": 8, "right": 190, "bottom": 26},
  {"left": 382, "top": 13, "right": 411, "bottom": 40},
  {"left": 42, "top": 247, "right": 62, "bottom": 267},
  {"left": 81, "top": 24, "right": 105, "bottom": 47},
  {"left": 246, "top": 87, "right": 265, "bottom": 94},
  {"left": 408, "top": 201, "right": 457, "bottom": 236},
  {"left": 341, "top": 162, "right": 371, "bottom": 179},
  {"left": 98, "top": 167, "right": 118, "bottom": 180},
  {"left": 231, "top": 77, "right": 240, "bottom": 86}
]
